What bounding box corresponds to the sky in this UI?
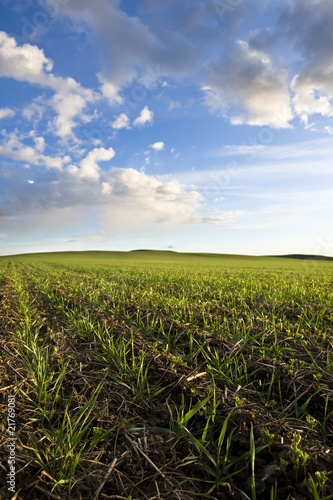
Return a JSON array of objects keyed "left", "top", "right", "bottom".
[{"left": 0, "top": 0, "right": 333, "bottom": 257}]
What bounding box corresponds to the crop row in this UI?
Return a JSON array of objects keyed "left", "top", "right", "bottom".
[{"left": 1, "top": 259, "right": 333, "bottom": 499}]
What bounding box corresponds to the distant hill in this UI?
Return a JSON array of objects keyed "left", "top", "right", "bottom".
[
  {"left": 130, "top": 250, "right": 333, "bottom": 261},
  {"left": 276, "top": 254, "right": 333, "bottom": 261},
  {"left": 130, "top": 249, "right": 176, "bottom": 253},
  {"left": 1, "top": 249, "right": 332, "bottom": 261}
]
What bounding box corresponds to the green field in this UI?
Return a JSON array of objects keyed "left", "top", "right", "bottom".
[{"left": 1, "top": 251, "right": 333, "bottom": 499}]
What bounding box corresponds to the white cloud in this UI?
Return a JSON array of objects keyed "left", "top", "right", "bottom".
[
  {"left": 0, "top": 30, "right": 53, "bottom": 83},
  {"left": 22, "top": 97, "right": 46, "bottom": 124},
  {"left": 111, "top": 113, "right": 130, "bottom": 130},
  {"left": 97, "top": 73, "right": 124, "bottom": 105},
  {"left": 59, "top": 1, "right": 297, "bottom": 130},
  {"left": 291, "top": 75, "right": 333, "bottom": 123},
  {"left": 0, "top": 31, "right": 96, "bottom": 140},
  {"left": 202, "top": 40, "right": 293, "bottom": 128},
  {"left": 0, "top": 107, "right": 15, "bottom": 119},
  {"left": 98, "top": 170, "right": 242, "bottom": 229},
  {"left": 0, "top": 155, "right": 234, "bottom": 232},
  {"left": 324, "top": 126, "right": 333, "bottom": 135},
  {"left": 78, "top": 146, "right": 115, "bottom": 181},
  {"left": 275, "top": 0, "right": 333, "bottom": 125},
  {"left": 33, "top": 136, "right": 45, "bottom": 153},
  {"left": 55, "top": 0, "right": 332, "bottom": 132},
  {"left": 149, "top": 141, "right": 165, "bottom": 152},
  {"left": 101, "top": 181, "right": 112, "bottom": 194},
  {"left": 61, "top": 0, "right": 196, "bottom": 93},
  {"left": 51, "top": 84, "right": 95, "bottom": 140},
  {"left": 133, "top": 106, "right": 154, "bottom": 127},
  {"left": 0, "top": 130, "right": 70, "bottom": 169},
  {"left": 100, "top": 168, "right": 205, "bottom": 228}
]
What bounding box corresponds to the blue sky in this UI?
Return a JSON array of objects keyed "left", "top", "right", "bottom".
[{"left": 0, "top": 0, "right": 333, "bottom": 256}]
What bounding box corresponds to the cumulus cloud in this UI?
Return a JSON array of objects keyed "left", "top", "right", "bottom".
[
  {"left": 27, "top": 0, "right": 327, "bottom": 131},
  {"left": 60, "top": 0, "right": 199, "bottom": 97},
  {"left": 281, "top": 0, "right": 333, "bottom": 123},
  {"left": 77, "top": 146, "right": 115, "bottom": 181},
  {"left": 0, "top": 108, "right": 15, "bottom": 119},
  {"left": 0, "top": 31, "right": 96, "bottom": 140},
  {"left": 58, "top": 0, "right": 296, "bottom": 129},
  {"left": 202, "top": 40, "right": 293, "bottom": 128},
  {"left": 97, "top": 73, "right": 124, "bottom": 105},
  {"left": 0, "top": 130, "right": 70, "bottom": 169},
  {"left": 59, "top": 0, "right": 332, "bottom": 130},
  {"left": 97, "top": 168, "right": 239, "bottom": 231},
  {"left": 111, "top": 113, "right": 130, "bottom": 129},
  {"left": 22, "top": 97, "right": 46, "bottom": 124},
  {"left": 4, "top": 0, "right": 331, "bottom": 150},
  {"left": 50, "top": 84, "right": 95, "bottom": 140},
  {"left": 291, "top": 76, "right": 333, "bottom": 123},
  {"left": 0, "top": 150, "right": 235, "bottom": 234},
  {"left": 149, "top": 141, "right": 165, "bottom": 151},
  {"left": 102, "top": 169, "right": 202, "bottom": 225},
  {"left": 133, "top": 106, "right": 154, "bottom": 127},
  {"left": 248, "top": 0, "right": 333, "bottom": 126},
  {"left": 0, "top": 30, "right": 53, "bottom": 83}
]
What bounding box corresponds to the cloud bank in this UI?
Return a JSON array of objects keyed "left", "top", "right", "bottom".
[
  {"left": 0, "top": 142, "right": 238, "bottom": 237},
  {"left": 2, "top": 1, "right": 333, "bottom": 133}
]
